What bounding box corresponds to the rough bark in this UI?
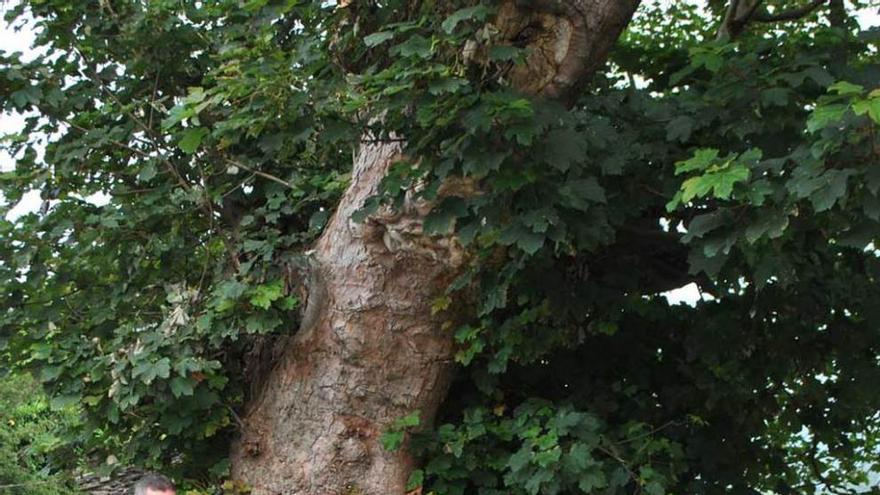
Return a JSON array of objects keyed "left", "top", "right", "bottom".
[
  {"left": 501, "top": 0, "right": 641, "bottom": 103},
  {"left": 230, "top": 140, "right": 464, "bottom": 494},
  {"left": 229, "top": 2, "right": 639, "bottom": 494}
]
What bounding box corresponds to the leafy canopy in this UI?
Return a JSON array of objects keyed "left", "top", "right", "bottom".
[{"left": 2, "top": 0, "right": 880, "bottom": 493}]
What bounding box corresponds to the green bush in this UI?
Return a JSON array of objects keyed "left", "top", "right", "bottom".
[{"left": 0, "top": 372, "right": 82, "bottom": 495}]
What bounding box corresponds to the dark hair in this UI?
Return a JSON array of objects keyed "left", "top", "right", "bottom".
[{"left": 133, "top": 473, "right": 175, "bottom": 494}]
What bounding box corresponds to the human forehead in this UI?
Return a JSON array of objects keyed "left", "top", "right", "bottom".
[{"left": 144, "top": 489, "right": 175, "bottom": 495}]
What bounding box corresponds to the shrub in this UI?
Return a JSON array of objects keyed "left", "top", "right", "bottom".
[{"left": 0, "top": 372, "right": 82, "bottom": 495}]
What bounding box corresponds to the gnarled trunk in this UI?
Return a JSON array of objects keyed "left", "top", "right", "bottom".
[
  {"left": 230, "top": 140, "right": 464, "bottom": 494},
  {"left": 230, "top": 2, "right": 639, "bottom": 493}
]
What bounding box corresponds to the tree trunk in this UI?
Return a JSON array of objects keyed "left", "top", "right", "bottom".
[
  {"left": 230, "top": 139, "right": 464, "bottom": 494},
  {"left": 229, "top": 2, "right": 639, "bottom": 494}
]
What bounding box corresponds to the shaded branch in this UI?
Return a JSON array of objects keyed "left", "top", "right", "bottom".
[
  {"left": 752, "top": 0, "right": 827, "bottom": 22},
  {"left": 717, "top": 0, "right": 749, "bottom": 40},
  {"left": 221, "top": 156, "right": 294, "bottom": 190},
  {"left": 807, "top": 438, "right": 854, "bottom": 495},
  {"left": 717, "top": 0, "right": 829, "bottom": 40},
  {"left": 567, "top": 219, "right": 712, "bottom": 297},
  {"left": 734, "top": 0, "right": 766, "bottom": 23},
  {"left": 724, "top": 0, "right": 744, "bottom": 25}
]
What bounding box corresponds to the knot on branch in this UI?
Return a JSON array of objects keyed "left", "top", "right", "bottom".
[
  {"left": 364, "top": 189, "right": 467, "bottom": 267},
  {"left": 355, "top": 163, "right": 475, "bottom": 267}
]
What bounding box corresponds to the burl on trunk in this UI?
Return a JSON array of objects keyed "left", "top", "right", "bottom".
[{"left": 230, "top": 2, "right": 639, "bottom": 493}]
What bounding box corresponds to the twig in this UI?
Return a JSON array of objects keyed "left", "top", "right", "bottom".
[
  {"left": 147, "top": 69, "right": 161, "bottom": 130},
  {"left": 617, "top": 420, "right": 679, "bottom": 445},
  {"left": 0, "top": 480, "right": 57, "bottom": 489},
  {"left": 223, "top": 157, "right": 294, "bottom": 190},
  {"left": 72, "top": 46, "right": 192, "bottom": 193},
  {"left": 807, "top": 439, "right": 853, "bottom": 495},
  {"left": 596, "top": 442, "right": 640, "bottom": 487},
  {"left": 228, "top": 406, "right": 247, "bottom": 429}
]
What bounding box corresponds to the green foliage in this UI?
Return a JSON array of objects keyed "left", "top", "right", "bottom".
[
  {"left": 380, "top": 410, "right": 422, "bottom": 452},
  {"left": 410, "top": 400, "right": 684, "bottom": 495},
  {"left": 665, "top": 148, "right": 757, "bottom": 210},
  {"left": 0, "top": 372, "right": 82, "bottom": 495},
  {"left": 2, "top": 0, "right": 880, "bottom": 493}
]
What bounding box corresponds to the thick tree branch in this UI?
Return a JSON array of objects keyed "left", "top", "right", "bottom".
[
  {"left": 718, "top": 0, "right": 765, "bottom": 39},
  {"left": 724, "top": 0, "right": 744, "bottom": 25},
  {"left": 735, "top": 0, "right": 766, "bottom": 23},
  {"left": 751, "top": 0, "right": 827, "bottom": 22},
  {"left": 718, "top": 0, "right": 829, "bottom": 39},
  {"left": 590, "top": 224, "right": 698, "bottom": 295},
  {"left": 497, "top": 0, "right": 641, "bottom": 103}
]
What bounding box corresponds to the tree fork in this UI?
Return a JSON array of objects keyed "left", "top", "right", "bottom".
[{"left": 229, "top": 2, "right": 639, "bottom": 493}]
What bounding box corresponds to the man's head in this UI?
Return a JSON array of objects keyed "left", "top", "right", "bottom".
[{"left": 133, "top": 473, "right": 176, "bottom": 495}]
